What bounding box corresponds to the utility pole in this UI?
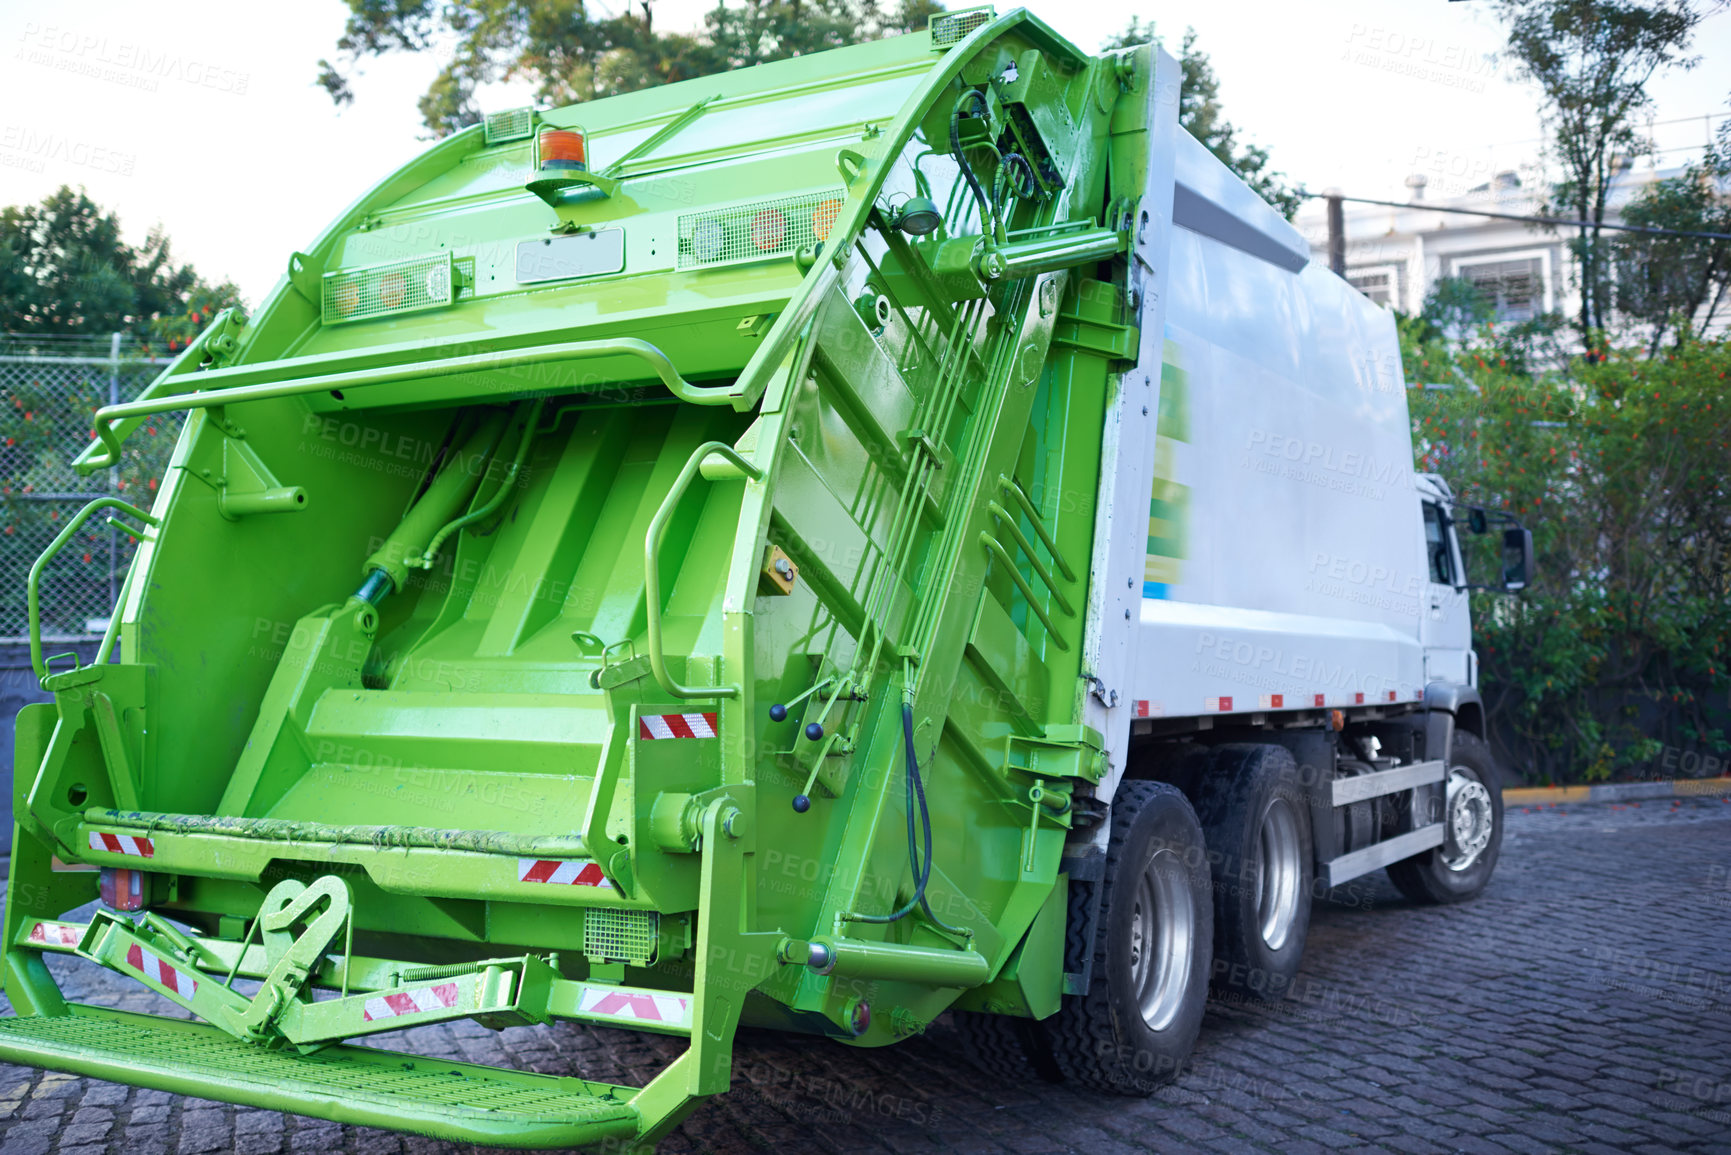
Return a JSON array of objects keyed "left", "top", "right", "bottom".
[{"left": 1325, "top": 188, "right": 1345, "bottom": 278}]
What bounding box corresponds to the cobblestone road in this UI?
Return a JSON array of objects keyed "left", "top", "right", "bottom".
[{"left": 0, "top": 797, "right": 1728, "bottom": 1155}]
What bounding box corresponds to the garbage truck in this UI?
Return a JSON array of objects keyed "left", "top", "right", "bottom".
[{"left": 1, "top": 6, "right": 1531, "bottom": 1147}]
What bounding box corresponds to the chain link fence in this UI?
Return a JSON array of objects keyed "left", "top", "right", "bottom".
[{"left": 0, "top": 333, "right": 178, "bottom": 643}]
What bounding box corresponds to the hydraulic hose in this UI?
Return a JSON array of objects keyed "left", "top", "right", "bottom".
[
  {"left": 849, "top": 681, "right": 967, "bottom": 935},
  {"left": 950, "top": 89, "right": 1004, "bottom": 245}
]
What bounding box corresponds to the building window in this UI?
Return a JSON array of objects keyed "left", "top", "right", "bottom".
[
  {"left": 1348, "top": 266, "right": 1398, "bottom": 307},
  {"left": 1455, "top": 256, "right": 1544, "bottom": 322}
]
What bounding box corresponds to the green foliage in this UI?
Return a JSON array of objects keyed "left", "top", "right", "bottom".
[
  {"left": 319, "top": 0, "right": 943, "bottom": 137},
  {"left": 1101, "top": 22, "right": 1301, "bottom": 219},
  {"left": 1418, "top": 276, "right": 1495, "bottom": 340},
  {"left": 0, "top": 185, "right": 242, "bottom": 353},
  {"left": 1406, "top": 322, "right": 1731, "bottom": 782},
  {"left": 1490, "top": 0, "right": 1708, "bottom": 346},
  {"left": 1609, "top": 144, "right": 1731, "bottom": 352},
  {"left": 0, "top": 184, "right": 218, "bottom": 636}
]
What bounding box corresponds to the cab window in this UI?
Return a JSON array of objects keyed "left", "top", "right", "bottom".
[{"left": 1423, "top": 501, "right": 1456, "bottom": 585}]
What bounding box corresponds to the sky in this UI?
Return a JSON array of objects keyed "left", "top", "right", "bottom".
[{"left": 0, "top": 0, "right": 1726, "bottom": 307}]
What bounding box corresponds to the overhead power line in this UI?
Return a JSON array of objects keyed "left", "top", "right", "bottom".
[{"left": 1299, "top": 190, "right": 1731, "bottom": 242}]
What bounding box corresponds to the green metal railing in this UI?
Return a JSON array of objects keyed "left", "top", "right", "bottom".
[
  {"left": 28, "top": 497, "right": 158, "bottom": 681},
  {"left": 77, "top": 337, "right": 732, "bottom": 473},
  {"left": 644, "top": 441, "right": 764, "bottom": 700}
]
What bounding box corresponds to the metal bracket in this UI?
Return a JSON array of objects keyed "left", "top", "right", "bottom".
[
  {"left": 286, "top": 252, "right": 324, "bottom": 303},
  {"left": 185, "top": 426, "right": 308, "bottom": 520},
  {"left": 200, "top": 308, "right": 249, "bottom": 367},
  {"left": 221, "top": 876, "right": 353, "bottom": 1043}
]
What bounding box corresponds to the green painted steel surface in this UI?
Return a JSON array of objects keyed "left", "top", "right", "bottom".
[
  {"left": 4, "top": 8, "right": 1168, "bottom": 1147},
  {"left": 0, "top": 1007, "right": 639, "bottom": 1148}
]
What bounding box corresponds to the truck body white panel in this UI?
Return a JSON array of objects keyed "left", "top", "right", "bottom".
[{"left": 1125, "top": 156, "right": 1431, "bottom": 720}]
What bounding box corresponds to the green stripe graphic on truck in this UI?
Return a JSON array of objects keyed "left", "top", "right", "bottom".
[{"left": 1146, "top": 339, "right": 1190, "bottom": 598}]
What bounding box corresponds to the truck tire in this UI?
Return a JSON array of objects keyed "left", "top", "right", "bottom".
[
  {"left": 1044, "top": 780, "right": 1211, "bottom": 1096},
  {"left": 1386, "top": 730, "right": 1503, "bottom": 904},
  {"left": 952, "top": 1011, "right": 1059, "bottom": 1083},
  {"left": 1192, "top": 744, "right": 1313, "bottom": 1002}
]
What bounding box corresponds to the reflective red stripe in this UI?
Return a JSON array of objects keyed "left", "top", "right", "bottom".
[
  {"left": 519, "top": 859, "right": 560, "bottom": 884},
  {"left": 639, "top": 712, "right": 718, "bottom": 740},
  {"left": 124, "top": 942, "right": 194, "bottom": 997}
]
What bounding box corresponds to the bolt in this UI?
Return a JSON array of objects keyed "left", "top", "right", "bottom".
[
  {"left": 1124, "top": 609, "right": 1131, "bottom": 619},
  {"left": 721, "top": 808, "right": 743, "bottom": 839}
]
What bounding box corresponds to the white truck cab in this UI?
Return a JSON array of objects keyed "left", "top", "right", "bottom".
[{"left": 1416, "top": 473, "right": 1474, "bottom": 690}]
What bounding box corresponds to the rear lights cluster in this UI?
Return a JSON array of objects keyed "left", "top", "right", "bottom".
[
  {"left": 321, "top": 253, "right": 456, "bottom": 325},
  {"left": 100, "top": 866, "right": 147, "bottom": 911},
  {"left": 678, "top": 189, "right": 847, "bottom": 269}
]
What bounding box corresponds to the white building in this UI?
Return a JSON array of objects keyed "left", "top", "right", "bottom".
[{"left": 1291, "top": 164, "right": 1719, "bottom": 334}]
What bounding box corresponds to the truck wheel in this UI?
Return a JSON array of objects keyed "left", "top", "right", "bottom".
[
  {"left": 1044, "top": 780, "right": 1211, "bottom": 1096},
  {"left": 952, "top": 1011, "right": 1060, "bottom": 1083},
  {"left": 1387, "top": 730, "right": 1503, "bottom": 904},
  {"left": 1193, "top": 744, "right": 1312, "bottom": 1001}
]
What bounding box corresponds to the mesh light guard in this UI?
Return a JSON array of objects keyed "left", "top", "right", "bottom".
[
  {"left": 677, "top": 188, "right": 847, "bottom": 270},
  {"left": 483, "top": 107, "right": 535, "bottom": 145},
  {"left": 931, "top": 6, "right": 994, "bottom": 48},
  {"left": 321, "top": 254, "right": 456, "bottom": 326},
  {"left": 584, "top": 907, "right": 659, "bottom": 966}
]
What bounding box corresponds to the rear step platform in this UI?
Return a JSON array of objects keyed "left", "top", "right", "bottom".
[{"left": 0, "top": 1006, "right": 640, "bottom": 1149}]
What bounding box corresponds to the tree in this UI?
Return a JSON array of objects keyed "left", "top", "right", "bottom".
[
  {"left": 1491, "top": 0, "right": 1708, "bottom": 350},
  {"left": 1420, "top": 275, "right": 1496, "bottom": 340},
  {"left": 1406, "top": 325, "right": 1731, "bottom": 783},
  {"left": 1102, "top": 21, "right": 1302, "bottom": 219},
  {"left": 0, "top": 186, "right": 242, "bottom": 350},
  {"left": 1609, "top": 141, "right": 1731, "bottom": 353},
  {"left": 319, "top": 1, "right": 942, "bottom": 138}
]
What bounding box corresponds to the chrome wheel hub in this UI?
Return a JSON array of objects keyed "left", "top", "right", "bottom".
[
  {"left": 1256, "top": 797, "right": 1304, "bottom": 951},
  {"left": 1129, "top": 847, "right": 1195, "bottom": 1032},
  {"left": 1442, "top": 769, "right": 1494, "bottom": 871}
]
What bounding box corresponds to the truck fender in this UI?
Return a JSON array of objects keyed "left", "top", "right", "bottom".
[{"left": 1423, "top": 682, "right": 1485, "bottom": 763}]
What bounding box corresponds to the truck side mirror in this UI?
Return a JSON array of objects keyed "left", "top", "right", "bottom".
[
  {"left": 1500, "top": 527, "right": 1533, "bottom": 592},
  {"left": 1467, "top": 507, "right": 1488, "bottom": 535}
]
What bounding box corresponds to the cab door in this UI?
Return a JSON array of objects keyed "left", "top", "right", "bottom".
[{"left": 1420, "top": 499, "right": 1473, "bottom": 686}]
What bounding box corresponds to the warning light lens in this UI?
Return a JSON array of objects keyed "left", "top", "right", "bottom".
[
  {"left": 539, "top": 128, "right": 588, "bottom": 171},
  {"left": 692, "top": 219, "right": 726, "bottom": 262},
  {"left": 811, "top": 199, "right": 843, "bottom": 241},
  {"left": 377, "top": 272, "right": 408, "bottom": 311},
  {"left": 100, "top": 867, "right": 146, "bottom": 912},
  {"left": 332, "top": 281, "right": 360, "bottom": 317},
  {"left": 751, "top": 208, "right": 788, "bottom": 252}
]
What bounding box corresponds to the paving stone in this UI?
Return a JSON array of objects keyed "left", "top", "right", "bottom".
[{"left": 0, "top": 801, "right": 1724, "bottom": 1154}]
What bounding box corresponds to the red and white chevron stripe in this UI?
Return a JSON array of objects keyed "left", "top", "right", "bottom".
[
  {"left": 88, "top": 831, "right": 154, "bottom": 858},
  {"left": 362, "top": 981, "right": 461, "bottom": 1022},
  {"left": 517, "top": 858, "right": 612, "bottom": 887},
  {"left": 638, "top": 713, "right": 717, "bottom": 740},
  {"left": 27, "top": 921, "right": 81, "bottom": 947},
  {"left": 125, "top": 943, "right": 196, "bottom": 997},
  {"left": 577, "top": 985, "right": 690, "bottom": 1027}
]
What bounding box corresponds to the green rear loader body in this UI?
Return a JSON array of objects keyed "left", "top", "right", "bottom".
[{"left": 1, "top": 8, "right": 1430, "bottom": 1148}]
